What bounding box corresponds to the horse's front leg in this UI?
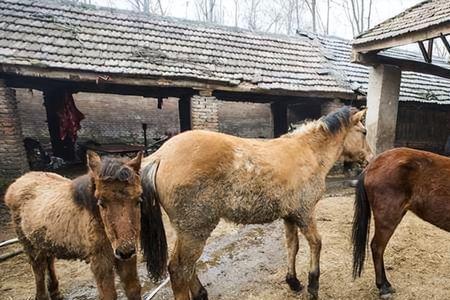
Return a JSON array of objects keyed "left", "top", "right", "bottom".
[
  {"left": 90, "top": 254, "right": 117, "bottom": 300},
  {"left": 299, "top": 217, "right": 322, "bottom": 300},
  {"left": 283, "top": 218, "right": 303, "bottom": 292},
  {"left": 115, "top": 256, "right": 141, "bottom": 300}
]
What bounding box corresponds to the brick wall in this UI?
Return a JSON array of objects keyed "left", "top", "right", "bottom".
[
  {"left": 74, "top": 93, "right": 179, "bottom": 144},
  {"left": 16, "top": 90, "right": 180, "bottom": 146},
  {"left": 219, "top": 101, "right": 272, "bottom": 138},
  {"left": 191, "top": 94, "right": 219, "bottom": 131},
  {"left": 0, "top": 81, "right": 28, "bottom": 181}
]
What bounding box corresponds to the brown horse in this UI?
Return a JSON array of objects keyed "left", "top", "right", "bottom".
[
  {"left": 140, "top": 106, "right": 372, "bottom": 300},
  {"left": 352, "top": 147, "right": 450, "bottom": 299},
  {"left": 4, "top": 151, "right": 143, "bottom": 300}
]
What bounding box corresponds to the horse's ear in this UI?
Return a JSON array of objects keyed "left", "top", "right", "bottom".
[
  {"left": 351, "top": 109, "right": 367, "bottom": 124},
  {"left": 87, "top": 150, "right": 101, "bottom": 176},
  {"left": 127, "top": 151, "right": 143, "bottom": 173}
]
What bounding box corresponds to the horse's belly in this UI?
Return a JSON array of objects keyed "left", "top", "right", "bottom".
[{"left": 222, "top": 196, "right": 282, "bottom": 225}]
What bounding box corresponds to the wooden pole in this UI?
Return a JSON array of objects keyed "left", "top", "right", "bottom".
[{"left": 0, "top": 238, "right": 19, "bottom": 248}]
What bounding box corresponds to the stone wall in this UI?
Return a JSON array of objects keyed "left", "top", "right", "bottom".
[{"left": 0, "top": 82, "right": 28, "bottom": 181}]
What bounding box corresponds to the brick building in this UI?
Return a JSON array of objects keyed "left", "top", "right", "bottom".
[{"left": 1, "top": 0, "right": 449, "bottom": 182}]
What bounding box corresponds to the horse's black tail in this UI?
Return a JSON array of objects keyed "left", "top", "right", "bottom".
[
  {"left": 140, "top": 160, "right": 168, "bottom": 281},
  {"left": 352, "top": 171, "right": 371, "bottom": 279}
]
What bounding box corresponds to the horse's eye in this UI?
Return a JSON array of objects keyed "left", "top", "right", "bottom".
[{"left": 97, "top": 199, "right": 105, "bottom": 208}]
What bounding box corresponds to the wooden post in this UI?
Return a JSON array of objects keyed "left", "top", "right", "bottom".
[
  {"left": 178, "top": 95, "right": 192, "bottom": 132},
  {"left": 271, "top": 101, "right": 288, "bottom": 138}
]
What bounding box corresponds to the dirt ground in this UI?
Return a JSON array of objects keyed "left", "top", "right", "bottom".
[{"left": 1, "top": 188, "right": 450, "bottom": 300}]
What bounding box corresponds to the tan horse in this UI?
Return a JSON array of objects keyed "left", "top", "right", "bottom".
[
  {"left": 140, "top": 106, "right": 372, "bottom": 300},
  {"left": 4, "top": 151, "right": 143, "bottom": 300}
]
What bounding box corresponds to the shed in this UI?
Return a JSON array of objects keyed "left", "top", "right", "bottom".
[
  {"left": 352, "top": 0, "right": 450, "bottom": 154},
  {"left": 0, "top": 0, "right": 356, "bottom": 179}
]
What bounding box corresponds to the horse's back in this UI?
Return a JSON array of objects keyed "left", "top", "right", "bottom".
[
  {"left": 365, "top": 147, "right": 450, "bottom": 230},
  {"left": 5, "top": 171, "right": 70, "bottom": 211},
  {"left": 366, "top": 147, "right": 450, "bottom": 187}
]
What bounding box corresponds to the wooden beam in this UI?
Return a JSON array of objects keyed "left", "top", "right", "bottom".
[
  {"left": 352, "top": 52, "right": 450, "bottom": 79},
  {"left": 418, "top": 41, "right": 431, "bottom": 63},
  {"left": 3, "top": 74, "right": 196, "bottom": 98},
  {"left": 427, "top": 39, "right": 434, "bottom": 62},
  {"left": 0, "top": 64, "right": 356, "bottom": 100},
  {"left": 353, "top": 22, "right": 450, "bottom": 53},
  {"left": 440, "top": 34, "right": 450, "bottom": 54},
  {"left": 212, "top": 90, "right": 343, "bottom": 104}
]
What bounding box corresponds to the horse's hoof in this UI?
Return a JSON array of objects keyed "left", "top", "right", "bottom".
[
  {"left": 380, "top": 293, "right": 393, "bottom": 300},
  {"left": 307, "top": 288, "right": 318, "bottom": 300},
  {"left": 285, "top": 274, "right": 303, "bottom": 292},
  {"left": 193, "top": 286, "right": 208, "bottom": 300},
  {"left": 379, "top": 286, "right": 396, "bottom": 299},
  {"left": 50, "top": 291, "right": 64, "bottom": 300}
]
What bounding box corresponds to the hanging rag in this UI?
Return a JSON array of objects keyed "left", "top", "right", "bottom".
[{"left": 57, "top": 92, "right": 85, "bottom": 142}]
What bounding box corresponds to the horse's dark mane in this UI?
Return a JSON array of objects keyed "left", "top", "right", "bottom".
[
  {"left": 320, "top": 106, "right": 352, "bottom": 135},
  {"left": 98, "top": 157, "right": 137, "bottom": 183},
  {"left": 72, "top": 157, "right": 137, "bottom": 214},
  {"left": 73, "top": 174, "right": 98, "bottom": 214}
]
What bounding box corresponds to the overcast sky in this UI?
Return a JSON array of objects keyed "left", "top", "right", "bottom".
[{"left": 88, "top": 0, "right": 423, "bottom": 39}]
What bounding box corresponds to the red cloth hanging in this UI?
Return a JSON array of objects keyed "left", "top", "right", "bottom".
[{"left": 57, "top": 92, "right": 85, "bottom": 142}]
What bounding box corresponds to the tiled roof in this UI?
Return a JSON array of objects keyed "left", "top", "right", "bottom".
[
  {"left": 353, "top": 0, "right": 450, "bottom": 46},
  {"left": 0, "top": 0, "right": 353, "bottom": 96},
  {"left": 319, "top": 34, "right": 450, "bottom": 104}
]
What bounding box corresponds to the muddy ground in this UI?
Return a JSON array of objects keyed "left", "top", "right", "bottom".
[{"left": 1, "top": 187, "right": 450, "bottom": 300}]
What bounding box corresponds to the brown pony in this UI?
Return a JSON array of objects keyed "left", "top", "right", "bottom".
[
  {"left": 140, "top": 106, "right": 372, "bottom": 300},
  {"left": 352, "top": 147, "right": 450, "bottom": 299},
  {"left": 4, "top": 151, "right": 143, "bottom": 300}
]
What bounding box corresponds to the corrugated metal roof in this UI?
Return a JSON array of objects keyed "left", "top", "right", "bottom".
[
  {"left": 353, "top": 0, "right": 450, "bottom": 46},
  {"left": 318, "top": 34, "right": 450, "bottom": 104},
  {"left": 0, "top": 0, "right": 353, "bottom": 95}
]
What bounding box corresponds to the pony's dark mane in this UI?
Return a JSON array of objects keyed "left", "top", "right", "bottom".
[
  {"left": 320, "top": 106, "right": 352, "bottom": 135},
  {"left": 72, "top": 157, "right": 137, "bottom": 213},
  {"left": 98, "top": 157, "right": 136, "bottom": 183},
  {"left": 73, "top": 175, "right": 97, "bottom": 213}
]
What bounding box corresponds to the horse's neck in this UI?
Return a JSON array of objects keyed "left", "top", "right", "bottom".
[{"left": 293, "top": 129, "right": 346, "bottom": 176}]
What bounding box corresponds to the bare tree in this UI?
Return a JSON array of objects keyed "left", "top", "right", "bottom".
[
  {"left": 245, "top": 0, "right": 262, "bottom": 30},
  {"left": 337, "top": 0, "right": 374, "bottom": 36},
  {"left": 195, "top": 0, "right": 224, "bottom": 23},
  {"left": 127, "top": 0, "right": 168, "bottom": 15}
]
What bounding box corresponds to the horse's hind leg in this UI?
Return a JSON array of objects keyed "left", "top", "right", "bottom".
[
  {"left": 46, "top": 257, "right": 63, "bottom": 300},
  {"left": 169, "top": 232, "right": 208, "bottom": 300},
  {"left": 29, "top": 253, "right": 49, "bottom": 300},
  {"left": 299, "top": 218, "right": 322, "bottom": 300},
  {"left": 189, "top": 272, "right": 208, "bottom": 300},
  {"left": 115, "top": 256, "right": 141, "bottom": 300},
  {"left": 371, "top": 205, "right": 405, "bottom": 299},
  {"left": 283, "top": 218, "right": 303, "bottom": 292}
]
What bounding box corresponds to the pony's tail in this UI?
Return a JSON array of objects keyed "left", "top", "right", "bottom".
[
  {"left": 140, "top": 161, "right": 168, "bottom": 281},
  {"left": 352, "top": 171, "right": 371, "bottom": 279}
]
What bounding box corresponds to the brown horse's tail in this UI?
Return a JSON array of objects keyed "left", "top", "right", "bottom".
[
  {"left": 140, "top": 160, "right": 168, "bottom": 281},
  {"left": 352, "top": 171, "right": 371, "bottom": 279}
]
